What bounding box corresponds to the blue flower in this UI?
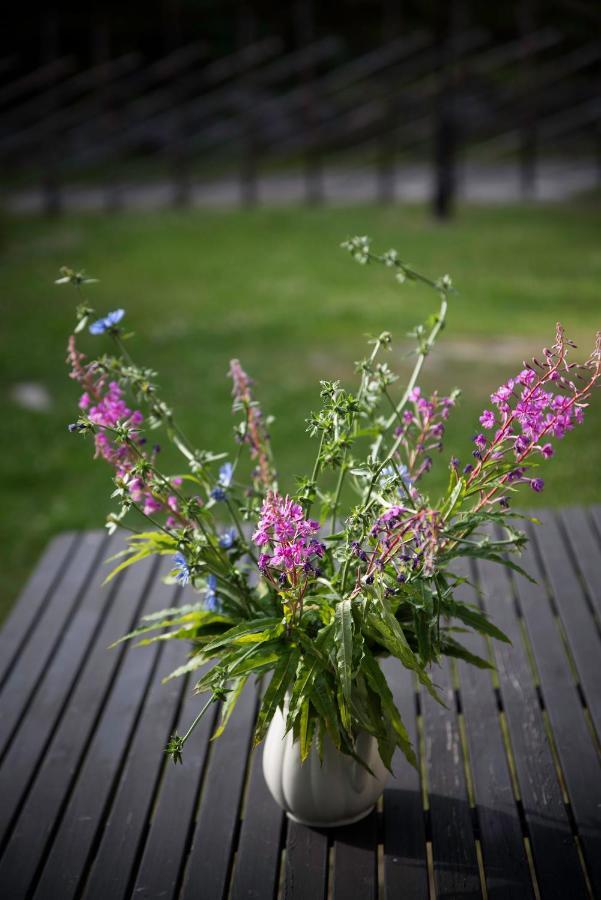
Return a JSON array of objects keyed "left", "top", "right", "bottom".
[
  {"left": 173, "top": 552, "right": 191, "bottom": 586},
  {"left": 380, "top": 463, "right": 413, "bottom": 491},
  {"left": 89, "top": 309, "right": 125, "bottom": 335},
  {"left": 218, "top": 462, "right": 233, "bottom": 486},
  {"left": 219, "top": 528, "right": 237, "bottom": 549},
  {"left": 211, "top": 462, "right": 233, "bottom": 501},
  {"left": 205, "top": 574, "right": 220, "bottom": 611}
]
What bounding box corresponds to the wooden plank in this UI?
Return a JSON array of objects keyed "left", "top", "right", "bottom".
[
  {"left": 0, "top": 531, "right": 107, "bottom": 758},
  {"left": 475, "top": 555, "right": 588, "bottom": 899},
  {"left": 284, "top": 821, "right": 328, "bottom": 900},
  {"left": 512, "top": 521, "right": 601, "bottom": 895},
  {"left": 0, "top": 547, "right": 153, "bottom": 889},
  {"left": 332, "top": 809, "right": 378, "bottom": 900},
  {"left": 179, "top": 680, "right": 258, "bottom": 900},
  {"left": 229, "top": 743, "right": 284, "bottom": 900},
  {"left": 531, "top": 511, "right": 601, "bottom": 733},
  {"left": 380, "top": 658, "right": 429, "bottom": 899},
  {"left": 81, "top": 600, "right": 190, "bottom": 900},
  {"left": 560, "top": 506, "right": 601, "bottom": 622},
  {"left": 453, "top": 571, "right": 534, "bottom": 898},
  {"left": 421, "top": 656, "right": 482, "bottom": 899},
  {"left": 31, "top": 560, "right": 180, "bottom": 900},
  {"left": 131, "top": 673, "right": 219, "bottom": 899},
  {"left": 0, "top": 531, "right": 77, "bottom": 686}
]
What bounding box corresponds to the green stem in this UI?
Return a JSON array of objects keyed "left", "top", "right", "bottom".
[
  {"left": 304, "top": 431, "right": 326, "bottom": 515},
  {"left": 364, "top": 291, "right": 448, "bottom": 506},
  {"left": 330, "top": 339, "right": 384, "bottom": 532},
  {"left": 225, "top": 497, "right": 258, "bottom": 565},
  {"left": 181, "top": 696, "right": 213, "bottom": 746}
]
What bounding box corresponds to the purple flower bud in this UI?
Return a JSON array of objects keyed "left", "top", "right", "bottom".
[
  {"left": 530, "top": 478, "right": 545, "bottom": 493},
  {"left": 479, "top": 410, "right": 495, "bottom": 429}
]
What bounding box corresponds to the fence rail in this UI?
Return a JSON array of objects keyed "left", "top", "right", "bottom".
[{"left": 1, "top": 23, "right": 599, "bottom": 216}]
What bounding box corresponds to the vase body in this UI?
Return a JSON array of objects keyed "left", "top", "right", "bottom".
[{"left": 262, "top": 706, "right": 389, "bottom": 827}]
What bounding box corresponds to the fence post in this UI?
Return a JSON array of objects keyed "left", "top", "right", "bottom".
[
  {"left": 432, "top": 7, "right": 456, "bottom": 219},
  {"left": 518, "top": 2, "right": 538, "bottom": 198},
  {"left": 295, "top": 0, "right": 322, "bottom": 204},
  {"left": 41, "top": 10, "right": 62, "bottom": 216},
  {"left": 238, "top": 6, "right": 259, "bottom": 206},
  {"left": 377, "top": 3, "right": 402, "bottom": 204}
]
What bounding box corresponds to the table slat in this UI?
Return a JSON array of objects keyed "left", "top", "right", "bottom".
[
  {"left": 422, "top": 656, "right": 482, "bottom": 899},
  {"left": 131, "top": 674, "right": 219, "bottom": 899},
  {"left": 229, "top": 744, "right": 284, "bottom": 900},
  {"left": 380, "top": 659, "right": 429, "bottom": 900},
  {"left": 0, "top": 531, "right": 107, "bottom": 758},
  {"left": 0, "top": 550, "right": 153, "bottom": 897},
  {"left": 559, "top": 506, "right": 601, "bottom": 624},
  {"left": 284, "top": 822, "right": 329, "bottom": 900},
  {"left": 0, "top": 531, "right": 77, "bottom": 687},
  {"left": 332, "top": 810, "right": 378, "bottom": 900},
  {"left": 476, "top": 556, "right": 588, "bottom": 899},
  {"left": 82, "top": 602, "right": 190, "bottom": 900},
  {"left": 179, "top": 681, "right": 258, "bottom": 900},
  {"left": 530, "top": 511, "right": 601, "bottom": 735},
  {"left": 513, "top": 521, "right": 601, "bottom": 895},
  {"left": 454, "top": 571, "right": 534, "bottom": 899},
  {"left": 0, "top": 532, "right": 123, "bottom": 847},
  {"left": 32, "top": 560, "right": 177, "bottom": 900}
]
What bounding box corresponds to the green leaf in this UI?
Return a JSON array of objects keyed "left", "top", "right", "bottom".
[
  {"left": 201, "top": 617, "right": 283, "bottom": 654},
  {"left": 361, "top": 649, "right": 417, "bottom": 769},
  {"left": 365, "top": 604, "right": 442, "bottom": 705},
  {"left": 445, "top": 599, "right": 510, "bottom": 643},
  {"left": 286, "top": 656, "right": 320, "bottom": 733},
  {"left": 439, "top": 635, "right": 493, "bottom": 669},
  {"left": 254, "top": 648, "right": 301, "bottom": 745},
  {"left": 310, "top": 674, "right": 341, "bottom": 749},
  {"left": 334, "top": 599, "right": 354, "bottom": 726},
  {"left": 163, "top": 653, "right": 206, "bottom": 682},
  {"left": 212, "top": 676, "right": 248, "bottom": 739},
  {"left": 299, "top": 700, "right": 315, "bottom": 762}
]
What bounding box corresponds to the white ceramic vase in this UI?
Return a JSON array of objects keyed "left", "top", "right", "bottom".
[{"left": 262, "top": 706, "right": 389, "bottom": 827}]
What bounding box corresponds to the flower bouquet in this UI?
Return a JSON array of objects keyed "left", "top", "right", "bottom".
[{"left": 61, "top": 239, "right": 600, "bottom": 826}]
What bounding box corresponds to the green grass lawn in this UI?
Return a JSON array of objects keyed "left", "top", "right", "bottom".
[{"left": 1, "top": 202, "right": 600, "bottom": 622}]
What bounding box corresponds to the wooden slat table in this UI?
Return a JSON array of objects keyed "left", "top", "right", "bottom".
[{"left": 1, "top": 508, "right": 600, "bottom": 899}]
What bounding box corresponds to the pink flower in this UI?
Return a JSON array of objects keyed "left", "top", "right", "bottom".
[{"left": 252, "top": 491, "right": 323, "bottom": 579}]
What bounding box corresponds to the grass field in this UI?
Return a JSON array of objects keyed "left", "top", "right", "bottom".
[{"left": 1, "top": 202, "right": 600, "bottom": 622}]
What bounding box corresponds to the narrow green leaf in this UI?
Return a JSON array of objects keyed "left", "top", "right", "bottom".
[
  {"left": 362, "top": 649, "right": 417, "bottom": 769},
  {"left": 212, "top": 676, "right": 248, "bottom": 739},
  {"left": 202, "top": 617, "right": 282, "bottom": 654},
  {"left": 439, "top": 636, "right": 493, "bottom": 669},
  {"left": 254, "top": 648, "right": 300, "bottom": 745},
  {"left": 334, "top": 598, "right": 354, "bottom": 709},
  {"left": 445, "top": 599, "right": 511, "bottom": 643}
]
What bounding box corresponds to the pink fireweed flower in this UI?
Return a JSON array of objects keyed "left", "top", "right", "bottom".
[
  {"left": 392, "top": 387, "right": 457, "bottom": 485},
  {"left": 67, "top": 336, "right": 193, "bottom": 528},
  {"left": 229, "top": 359, "right": 275, "bottom": 490},
  {"left": 467, "top": 325, "right": 601, "bottom": 509},
  {"left": 355, "top": 505, "right": 443, "bottom": 595},
  {"left": 253, "top": 492, "right": 324, "bottom": 592}
]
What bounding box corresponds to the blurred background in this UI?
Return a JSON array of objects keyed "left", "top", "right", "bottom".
[{"left": 1, "top": 0, "right": 600, "bottom": 620}]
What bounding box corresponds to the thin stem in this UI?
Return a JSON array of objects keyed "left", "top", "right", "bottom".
[
  {"left": 330, "top": 339, "right": 384, "bottom": 532},
  {"left": 181, "top": 696, "right": 213, "bottom": 746},
  {"left": 304, "top": 431, "right": 326, "bottom": 515},
  {"left": 225, "top": 497, "right": 259, "bottom": 565}
]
